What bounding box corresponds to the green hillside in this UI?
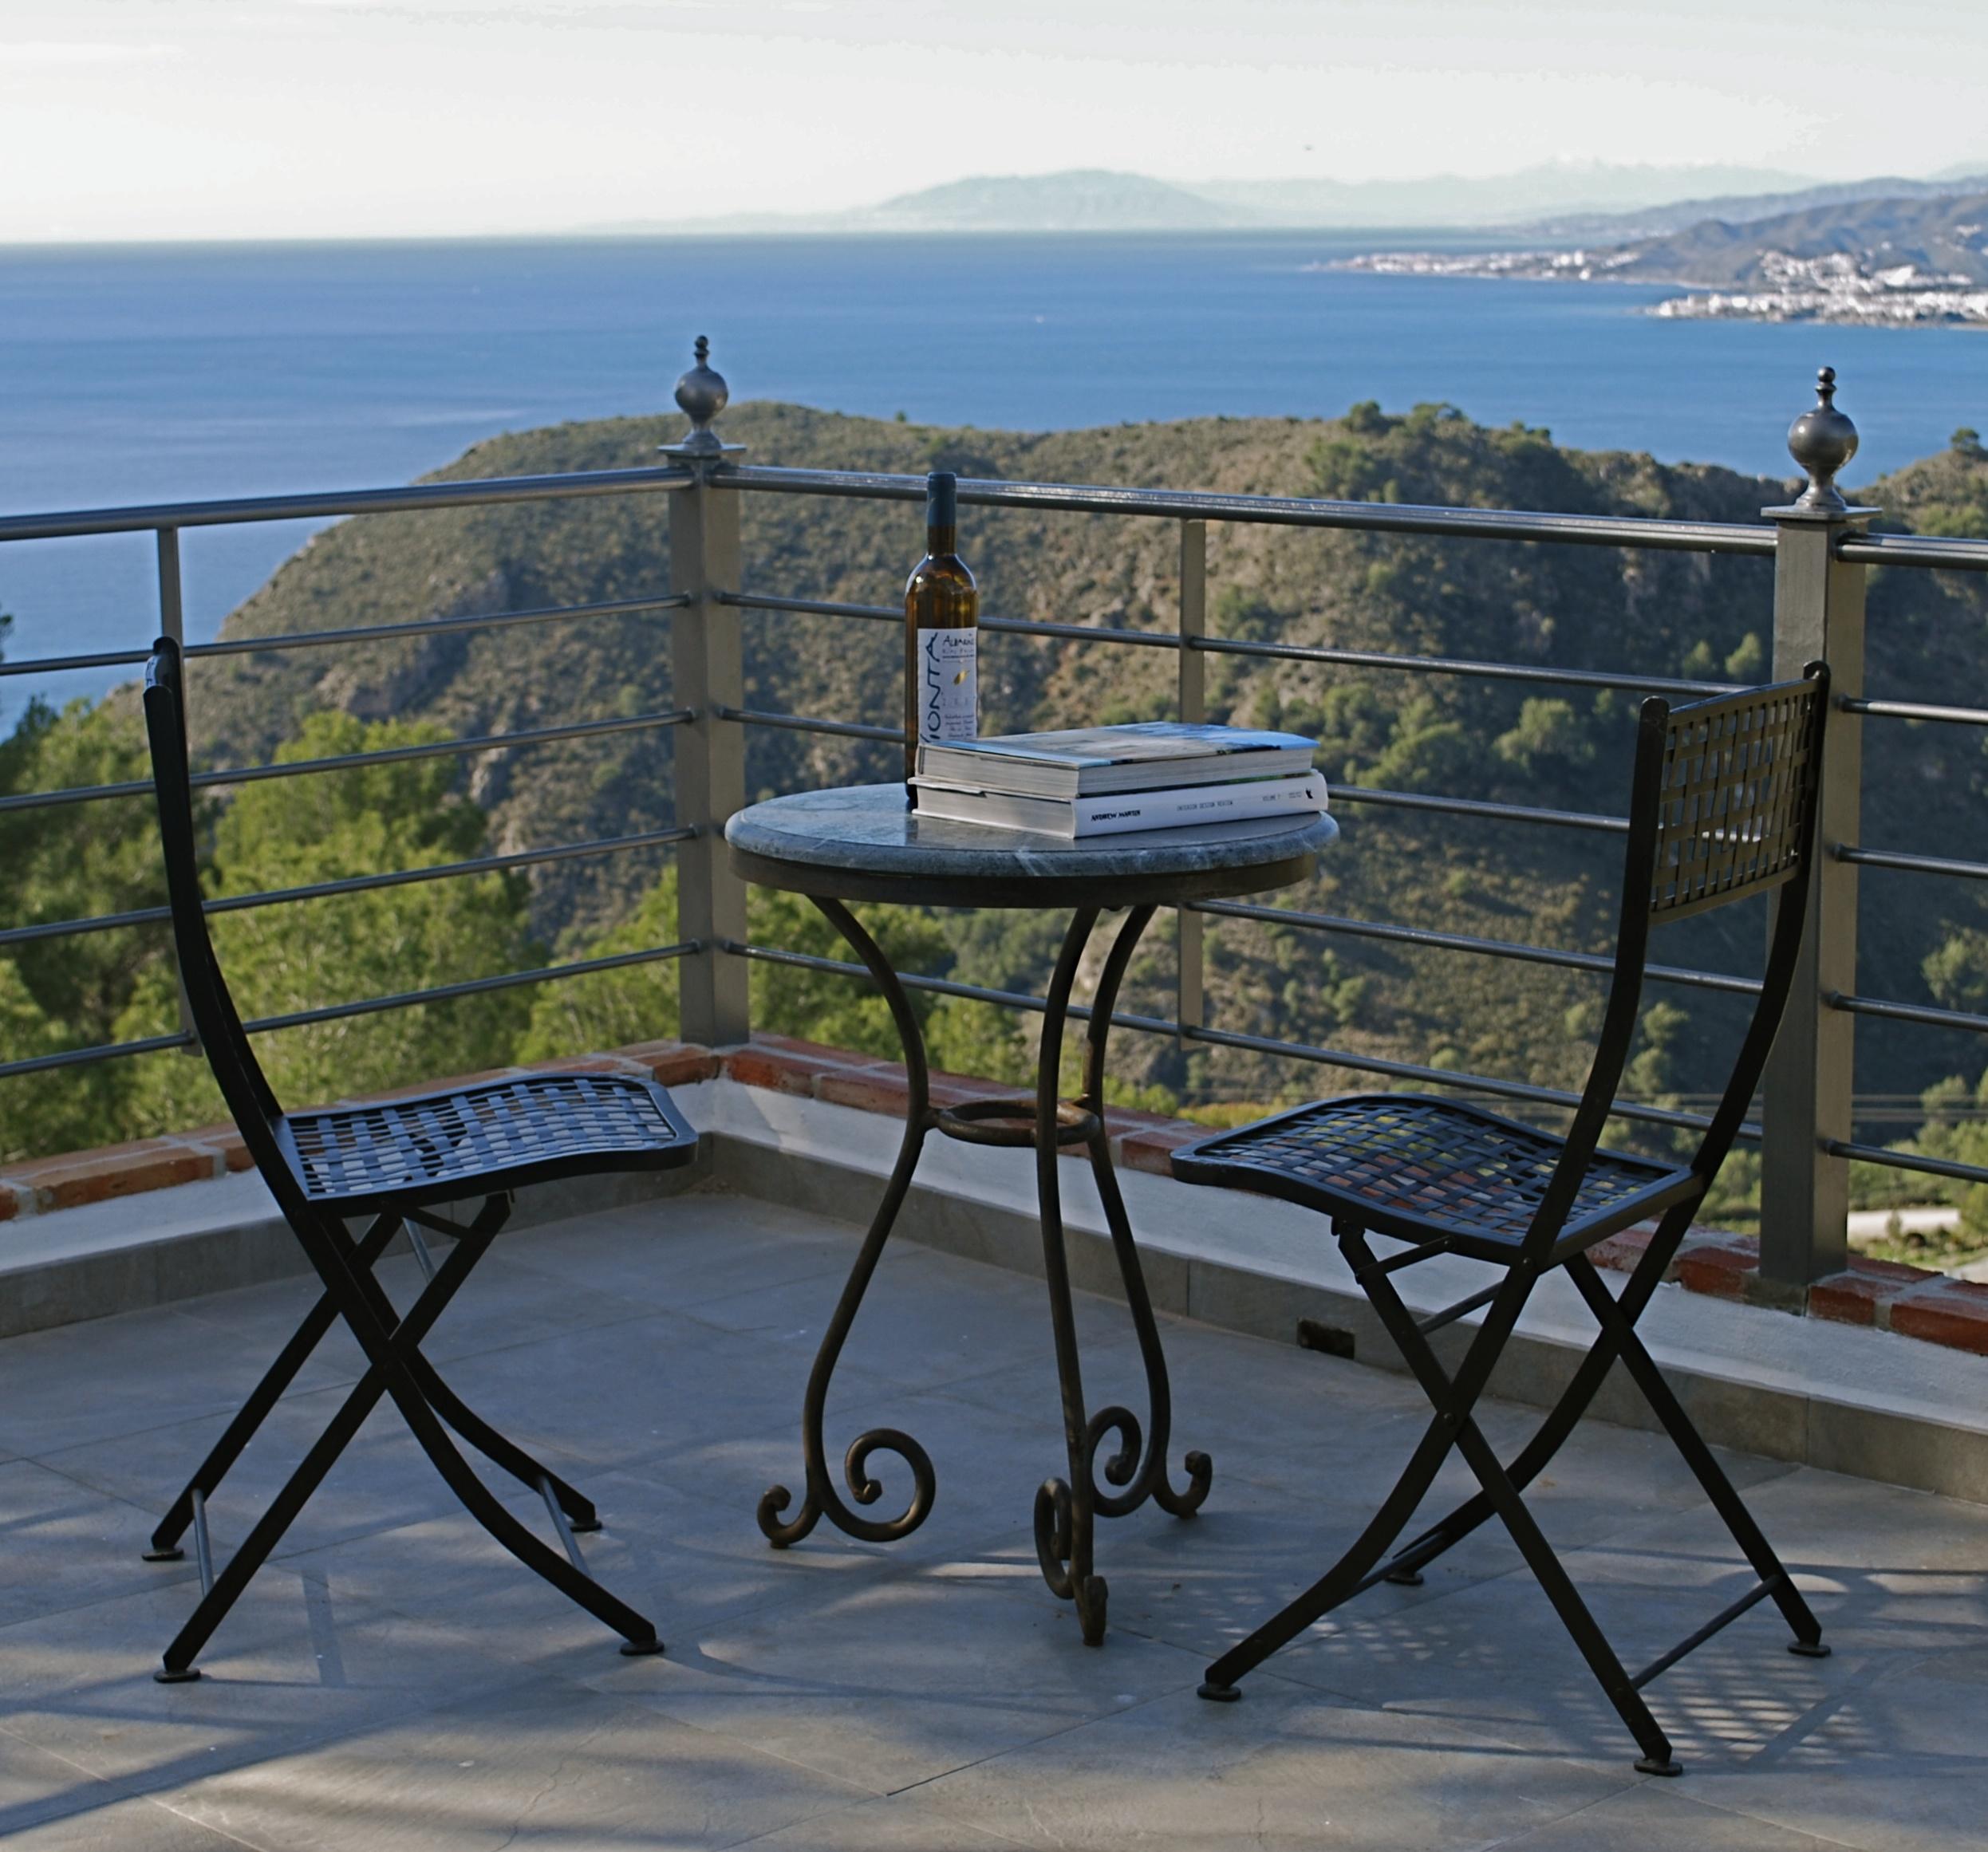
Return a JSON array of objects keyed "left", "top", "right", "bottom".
[{"left": 9, "top": 403, "right": 1988, "bottom": 1215}]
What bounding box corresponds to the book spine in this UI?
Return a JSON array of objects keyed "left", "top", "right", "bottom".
[{"left": 1071, "top": 772, "right": 1327, "bottom": 837}]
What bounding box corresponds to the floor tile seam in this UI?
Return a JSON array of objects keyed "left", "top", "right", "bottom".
[
  {"left": 1641, "top": 1784, "right": 1873, "bottom": 1852},
  {"left": 121, "top": 1791, "right": 274, "bottom": 1852},
  {"left": 0, "top": 1718, "right": 156, "bottom": 1821},
  {"left": 597, "top": 1688, "right": 890, "bottom": 1814}
]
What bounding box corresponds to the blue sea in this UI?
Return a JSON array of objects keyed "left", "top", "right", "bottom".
[{"left": 3, "top": 230, "right": 1986, "bottom": 723}]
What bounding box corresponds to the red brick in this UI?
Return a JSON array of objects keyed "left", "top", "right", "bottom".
[
  {"left": 1809, "top": 1270, "right": 1903, "bottom": 1327},
  {"left": 0, "top": 1188, "right": 17, "bottom": 1223},
  {"left": 724, "top": 1044, "right": 857, "bottom": 1097},
  {"left": 523, "top": 1053, "right": 645, "bottom": 1078},
  {"left": 1119, "top": 1125, "right": 1207, "bottom": 1178},
  {"left": 613, "top": 1041, "right": 718, "bottom": 1087},
  {"left": 815, "top": 1062, "right": 1016, "bottom": 1118},
  {"left": 178, "top": 1122, "right": 256, "bottom": 1175},
  {"left": 1888, "top": 1279, "right": 1988, "bottom": 1356},
  {"left": 1587, "top": 1223, "right": 1659, "bottom": 1275},
  {"left": 6, "top": 1140, "right": 216, "bottom": 1212},
  {"left": 1670, "top": 1235, "right": 1758, "bottom": 1300},
  {"left": 750, "top": 1034, "right": 889, "bottom": 1070}
]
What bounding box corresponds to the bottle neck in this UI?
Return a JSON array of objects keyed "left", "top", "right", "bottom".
[{"left": 926, "top": 523, "right": 957, "bottom": 557}]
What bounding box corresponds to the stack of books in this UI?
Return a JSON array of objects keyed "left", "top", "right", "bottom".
[{"left": 911, "top": 722, "right": 1327, "bottom": 838}]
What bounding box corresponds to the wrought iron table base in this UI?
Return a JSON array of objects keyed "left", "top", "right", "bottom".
[{"left": 757, "top": 896, "right": 1209, "bottom": 1644}]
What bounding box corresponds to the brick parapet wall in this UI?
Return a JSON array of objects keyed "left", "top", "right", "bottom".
[{"left": 5, "top": 1033, "right": 1985, "bottom": 1360}]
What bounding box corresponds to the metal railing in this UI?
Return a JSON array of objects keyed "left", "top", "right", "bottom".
[{"left": 6, "top": 341, "right": 1988, "bottom": 1294}]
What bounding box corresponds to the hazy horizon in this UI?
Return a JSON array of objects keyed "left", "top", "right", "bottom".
[{"left": 3, "top": 1, "right": 1984, "bottom": 244}]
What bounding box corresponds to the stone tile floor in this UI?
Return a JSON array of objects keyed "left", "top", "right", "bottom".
[{"left": 1, "top": 1184, "right": 1983, "bottom": 1848}]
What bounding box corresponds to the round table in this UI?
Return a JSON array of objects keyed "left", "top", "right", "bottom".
[{"left": 727, "top": 782, "right": 1339, "bottom": 1645}]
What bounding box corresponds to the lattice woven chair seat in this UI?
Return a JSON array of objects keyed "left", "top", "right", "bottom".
[
  {"left": 1175, "top": 1094, "right": 1678, "bottom": 1247},
  {"left": 282, "top": 1074, "right": 693, "bottom": 1205}
]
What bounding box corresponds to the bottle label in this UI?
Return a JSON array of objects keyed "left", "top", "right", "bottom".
[{"left": 915, "top": 628, "right": 978, "bottom": 743}]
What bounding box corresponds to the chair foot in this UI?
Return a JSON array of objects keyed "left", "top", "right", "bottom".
[
  {"left": 1635, "top": 1753, "right": 1683, "bottom": 1776},
  {"left": 1197, "top": 1679, "right": 1241, "bottom": 1703},
  {"left": 618, "top": 1636, "right": 665, "bottom": 1657},
  {"left": 1383, "top": 1566, "right": 1424, "bottom": 1586},
  {"left": 154, "top": 1665, "right": 202, "bottom": 1685},
  {"left": 1788, "top": 1639, "right": 1831, "bottom": 1658},
  {"left": 142, "top": 1547, "right": 185, "bottom": 1563},
  {"left": 568, "top": 1515, "right": 602, "bottom": 1535}
]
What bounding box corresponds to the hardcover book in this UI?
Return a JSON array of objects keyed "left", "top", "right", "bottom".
[{"left": 916, "top": 721, "right": 1317, "bottom": 799}]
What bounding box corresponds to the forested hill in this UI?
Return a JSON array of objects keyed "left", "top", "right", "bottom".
[{"left": 179, "top": 402, "right": 1988, "bottom": 1135}]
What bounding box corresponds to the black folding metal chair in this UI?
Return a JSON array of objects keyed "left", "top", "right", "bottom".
[
  {"left": 1175, "top": 666, "right": 1832, "bottom": 1773},
  {"left": 138, "top": 636, "right": 700, "bottom": 1681}
]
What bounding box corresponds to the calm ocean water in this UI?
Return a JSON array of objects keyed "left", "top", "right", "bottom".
[{"left": 2, "top": 231, "right": 1986, "bottom": 723}]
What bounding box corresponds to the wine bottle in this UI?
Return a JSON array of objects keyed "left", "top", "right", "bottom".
[{"left": 903, "top": 470, "right": 980, "bottom": 802}]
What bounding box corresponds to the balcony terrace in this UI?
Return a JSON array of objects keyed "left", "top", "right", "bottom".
[
  {"left": 6, "top": 1150, "right": 1987, "bottom": 1851},
  {"left": 4, "top": 349, "right": 1988, "bottom": 1846}
]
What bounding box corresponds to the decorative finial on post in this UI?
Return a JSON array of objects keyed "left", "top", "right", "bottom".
[
  {"left": 1786, "top": 366, "right": 1859, "bottom": 514},
  {"left": 668, "top": 335, "right": 730, "bottom": 458}
]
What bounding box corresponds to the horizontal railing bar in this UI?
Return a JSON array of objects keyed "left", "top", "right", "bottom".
[
  {"left": 1192, "top": 900, "right": 1763, "bottom": 996},
  {"left": 188, "top": 590, "right": 691, "bottom": 663},
  {"left": 719, "top": 589, "right": 1735, "bottom": 696},
  {"left": 1827, "top": 991, "right": 1988, "bottom": 1035},
  {"left": 1837, "top": 531, "right": 1988, "bottom": 572},
  {"left": 714, "top": 704, "right": 905, "bottom": 744},
  {"left": 1836, "top": 845, "right": 1988, "bottom": 882},
  {"left": 242, "top": 941, "right": 699, "bottom": 1034},
  {"left": 1331, "top": 786, "right": 1630, "bottom": 833},
  {"left": 0, "top": 465, "right": 693, "bottom": 544},
  {"left": 720, "top": 591, "right": 899, "bottom": 622},
  {"left": 1191, "top": 634, "right": 1740, "bottom": 698},
  {"left": 0, "top": 643, "right": 150, "bottom": 679},
  {"left": 1824, "top": 1138, "right": 1988, "bottom": 1188},
  {"left": 0, "top": 709, "right": 694, "bottom": 816},
  {"left": 1838, "top": 695, "right": 1988, "bottom": 727},
  {"left": 720, "top": 940, "right": 1741, "bottom": 1139},
  {"left": 0, "top": 940, "right": 699, "bottom": 1084},
  {"left": 0, "top": 1030, "right": 196, "bottom": 1083},
  {"left": 0, "top": 590, "right": 692, "bottom": 681},
  {"left": 0, "top": 826, "right": 693, "bottom": 951},
  {"left": 719, "top": 465, "right": 1779, "bottom": 557}
]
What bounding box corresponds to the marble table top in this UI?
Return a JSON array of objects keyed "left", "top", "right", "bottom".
[{"left": 725, "top": 782, "right": 1338, "bottom": 908}]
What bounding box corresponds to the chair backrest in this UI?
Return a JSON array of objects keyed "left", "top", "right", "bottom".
[
  {"left": 1523, "top": 663, "right": 1831, "bottom": 1258},
  {"left": 142, "top": 639, "right": 298, "bottom": 1201},
  {"left": 1647, "top": 672, "right": 1824, "bottom": 924}
]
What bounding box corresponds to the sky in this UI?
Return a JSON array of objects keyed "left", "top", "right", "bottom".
[{"left": 2, "top": 0, "right": 1983, "bottom": 242}]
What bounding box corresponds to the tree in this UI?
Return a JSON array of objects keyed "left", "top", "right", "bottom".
[{"left": 521, "top": 865, "right": 955, "bottom": 1066}]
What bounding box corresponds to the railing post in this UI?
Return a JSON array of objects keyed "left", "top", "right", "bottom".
[
  {"left": 1759, "top": 368, "right": 1876, "bottom": 1291},
  {"left": 665, "top": 338, "right": 751, "bottom": 1048},
  {"left": 1177, "top": 518, "right": 1207, "bottom": 1031},
  {"left": 156, "top": 526, "right": 202, "bottom": 1057}
]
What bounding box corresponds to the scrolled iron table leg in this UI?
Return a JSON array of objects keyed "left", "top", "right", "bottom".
[
  {"left": 1080, "top": 905, "right": 1211, "bottom": 1523},
  {"left": 1028, "top": 904, "right": 1212, "bottom": 1644},
  {"left": 757, "top": 894, "right": 937, "bottom": 1548}
]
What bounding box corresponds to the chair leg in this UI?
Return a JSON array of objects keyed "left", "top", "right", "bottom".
[
  {"left": 1199, "top": 1411, "right": 1461, "bottom": 1697},
  {"left": 157, "top": 1201, "right": 657, "bottom": 1680},
  {"left": 1564, "top": 1256, "right": 1827, "bottom": 1657},
  {"left": 1351, "top": 1258, "right": 1681, "bottom": 1772},
  {"left": 339, "top": 1199, "right": 602, "bottom": 1533},
  {"left": 146, "top": 1211, "right": 405, "bottom": 1561}
]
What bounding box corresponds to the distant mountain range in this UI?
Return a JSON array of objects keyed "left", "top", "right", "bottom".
[
  {"left": 585, "top": 163, "right": 1988, "bottom": 239},
  {"left": 586, "top": 161, "right": 1865, "bottom": 237}
]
